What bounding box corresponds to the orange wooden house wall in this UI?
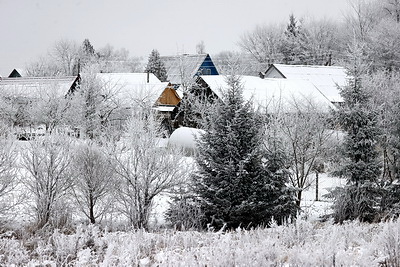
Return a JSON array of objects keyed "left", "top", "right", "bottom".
[{"left": 155, "top": 85, "right": 181, "bottom": 106}]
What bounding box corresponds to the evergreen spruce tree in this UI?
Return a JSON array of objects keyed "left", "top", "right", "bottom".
[
  {"left": 77, "top": 39, "right": 96, "bottom": 73},
  {"left": 145, "top": 49, "right": 168, "bottom": 82},
  {"left": 285, "top": 14, "right": 300, "bottom": 38},
  {"left": 333, "top": 47, "right": 381, "bottom": 223},
  {"left": 280, "top": 14, "right": 309, "bottom": 64},
  {"left": 194, "top": 76, "right": 296, "bottom": 229},
  {"left": 82, "top": 39, "right": 95, "bottom": 57}
]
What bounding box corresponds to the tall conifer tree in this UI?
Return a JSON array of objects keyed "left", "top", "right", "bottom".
[
  {"left": 333, "top": 46, "right": 381, "bottom": 222},
  {"left": 194, "top": 76, "right": 296, "bottom": 229},
  {"left": 145, "top": 49, "right": 168, "bottom": 82}
]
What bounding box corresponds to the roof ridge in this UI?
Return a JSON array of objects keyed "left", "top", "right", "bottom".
[
  {"left": 0, "top": 76, "right": 77, "bottom": 81},
  {"left": 161, "top": 53, "right": 208, "bottom": 58},
  {"left": 274, "top": 63, "right": 345, "bottom": 69}
]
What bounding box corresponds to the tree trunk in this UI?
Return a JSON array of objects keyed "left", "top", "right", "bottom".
[
  {"left": 37, "top": 202, "right": 51, "bottom": 229},
  {"left": 315, "top": 171, "right": 319, "bottom": 201},
  {"left": 89, "top": 194, "right": 95, "bottom": 224},
  {"left": 296, "top": 190, "right": 302, "bottom": 207}
]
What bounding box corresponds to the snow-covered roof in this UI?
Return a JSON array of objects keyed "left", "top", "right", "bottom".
[
  {"left": 0, "top": 76, "right": 78, "bottom": 99},
  {"left": 265, "top": 64, "right": 348, "bottom": 103},
  {"left": 200, "top": 75, "right": 336, "bottom": 113},
  {"left": 153, "top": 106, "right": 176, "bottom": 112},
  {"left": 175, "top": 88, "right": 184, "bottom": 99},
  {"left": 91, "top": 73, "right": 169, "bottom": 107},
  {"left": 161, "top": 54, "right": 208, "bottom": 85}
]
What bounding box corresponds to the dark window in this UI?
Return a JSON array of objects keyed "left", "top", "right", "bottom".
[{"left": 202, "top": 68, "right": 211, "bottom": 75}]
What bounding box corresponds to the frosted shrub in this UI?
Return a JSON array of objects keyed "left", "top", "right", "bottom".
[
  {"left": 101, "top": 230, "right": 164, "bottom": 266},
  {"left": 21, "top": 135, "right": 75, "bottom": 229},
  {"left": 278, "top": 216, "right": 316, "bottom": 248},
  {"left": 26, "top": 224, "right": 106, "bottom": 266},
  {"left": 0, "top": 238, "right": 29, "bottom": 265},
  {"left": 375, "top": 220, "right": 400, "bottom": 266}
]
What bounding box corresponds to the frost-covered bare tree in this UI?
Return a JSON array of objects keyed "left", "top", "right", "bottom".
[
  {"left": 72, "top": 72, "right": 123, "bottom": 139},
  {"left": 26, "top": 39, "right": 80, "bottom": 77},
  {"left": 50, "top": 39, "right": 80, "bottom": 76},
  {"left": 196, "top": 41, "right": 206, "bottom": 54},
  {"left": 275, "top": 99, "right": 333, "bottom": 207},
  {"left": 384, "top": 0, "right": 400, "bottom": 22},
  {"left": 0, "top": 124, "right": 18, "bottom": 217},
  {"left": 363, "top": 71, "right": 400, "bottom": 181},
  {"left": 92, "top": 44, "right": 143, "bottom": 73},
  {"left": 25, "top": 55, "right": 61, "bottom": 77},
  {"left": 72, "top": 140, "right": 114, "bottom": 224},
  {"left": 30, "top": 84, "right": 73, "bottom": 134},
  {"left": 0, "top": 92, "right": 18, "bottom": 127},
  {"left": 300, "top": 17, "right": 343, "bottom": 65},
  {"left": 239, "top": 23, "right": 284, "bottom": 67},
  {"left": 21, "top": 135, "right": 74, "bottom": 229},
  {"left": 111, "top": 109, "right": 185, "bottom": 229},
  {"left": 367, "top": 18, "right": 400, "bottom": 71},
  {"left": 0, "top": 90, "right": 33, "bottom": 129},
  {"left": 26, "top": 39, "right": 143, "bottom": 77},
  {"left": 343, "top": 0, "right": 383, "bottom": 43}
]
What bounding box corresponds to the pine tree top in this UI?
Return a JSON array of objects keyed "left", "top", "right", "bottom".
[{"left": 145, "top": 49, "right": 168, "bottom": 82}]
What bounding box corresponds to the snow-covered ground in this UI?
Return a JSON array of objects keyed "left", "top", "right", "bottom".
[
  {"left": 12, "top": 139, "right": 345, "bottom": 228},
  {"left": 301, "top": 173, "right": 346, "bottom": 220},
  {"left": 3, "top": 142, "right": 399, "bottom": 266}
]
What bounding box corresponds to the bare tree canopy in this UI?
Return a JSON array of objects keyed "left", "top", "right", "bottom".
[{"left": 111, "top": 111, "right": 186, "bottom": 229}]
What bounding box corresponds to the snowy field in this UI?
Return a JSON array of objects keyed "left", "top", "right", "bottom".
[
  {"left": 2, "top": 172, "right": 394, "bottom": 266},
  {"left": 2, "top": 142, "right": 397, "bottom": 266}
]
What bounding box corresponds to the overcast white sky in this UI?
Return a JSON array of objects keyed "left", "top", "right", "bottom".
[{"left": 0, "top": 0, "right": 351, "bottom": 77}]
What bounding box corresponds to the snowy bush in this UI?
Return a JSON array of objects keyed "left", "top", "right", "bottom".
[
  {"left": 0, "top": 218, "right": 397, "bottom": 265},
  {"left": 0, "top": 238, "right": 29, "bottom": 265}
]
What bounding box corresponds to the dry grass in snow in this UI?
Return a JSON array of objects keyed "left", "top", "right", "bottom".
[{"left": 0, "top": 217, "right": 399, "bottom": 266}]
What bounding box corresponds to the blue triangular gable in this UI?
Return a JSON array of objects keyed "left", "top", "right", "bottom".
[{"left": 197, "top": 54, "right": 219, "bottom": 76}]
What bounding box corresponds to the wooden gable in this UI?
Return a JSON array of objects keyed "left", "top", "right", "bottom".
[{"left": 155, "top": 85, "right": 181, "bottom": 106}]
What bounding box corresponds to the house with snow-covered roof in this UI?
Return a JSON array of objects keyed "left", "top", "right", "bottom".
[
  {"left": 0, "top": 75, "right": 80, "bottom": 139},
  {"left": 92, "top": 73, "right": 169, "bottom": 107},
  {"left": 262, "top": 64, "right": 348, "bottom": 104},
  {"left": 161, "top": 54, "right": 219, "bottom": 87},
  {"left": 196, "top": 75, "right": 336, "bottom": 113},
  {"left": 0, "top": 76, "right": 79, "bottom": 101},
  {"left": 88, "top": 72, "right": 182, "bottom": 133}
]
